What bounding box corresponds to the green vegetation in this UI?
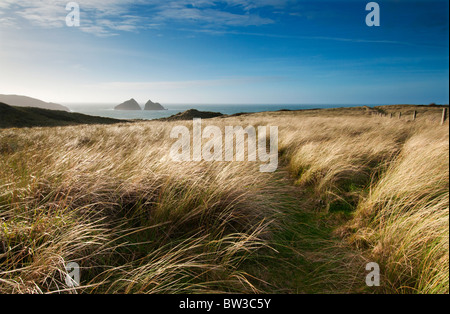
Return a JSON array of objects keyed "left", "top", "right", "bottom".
[{"left": 0, "top": 105, "right": 448, "bottom": 294}]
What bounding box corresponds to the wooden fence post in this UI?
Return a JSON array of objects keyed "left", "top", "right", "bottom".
[
  {"left": 398, "top": 112, "right": 402, "bottom": 119},
  {"left": 442, "top": 108, "right": 448, "bottom": 125},
  {"left": 413, "top": 111, "right": 417, "bottom": 121}
]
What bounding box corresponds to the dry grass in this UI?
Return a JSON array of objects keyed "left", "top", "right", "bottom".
[
  {"left": 0, "top": 106, "right": 448, "bottom": 294},
  {"left": 0, "top": 122, "right": 279, "bottom": 294},
  {"left": 265, "top": 110, "right": 448, "bottom": 294},
  {"left": 349, "top": 128, "right": 449, "bottom": 293}
]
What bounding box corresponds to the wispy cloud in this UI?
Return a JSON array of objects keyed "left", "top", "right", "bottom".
[
  {"left": 150, "top": 0, "right": 278, "bottom": 27},
  {"left": 0, "top": 0, "right": 284, "bottom": 36},
  {"left": 0, "top": 0, "right": 148, "bottom": 36},
  {"left": 173, "top": 28, "right": 446, "bottom": 49},
  {"left": 0, "top": 17, "right": 17, "bottom": 28}
]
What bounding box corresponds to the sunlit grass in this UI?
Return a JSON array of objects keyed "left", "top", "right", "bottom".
[{"left": 0, "top": 106, "right": 448, "bottom": 294}]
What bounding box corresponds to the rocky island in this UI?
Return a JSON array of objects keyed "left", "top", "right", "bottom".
[
  {"left": 114, "top": 98, "right": 142, "bottom": 111},
  {"left": 144, "top": 100, "right": 166, "bottom": 111}
]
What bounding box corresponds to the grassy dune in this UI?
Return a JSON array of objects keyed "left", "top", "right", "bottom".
[
  {"left": 0, "top": 105, "right": 448, "bottom": 294},
  {"left": 274, "top": 109, "right": 448, "bottom": 293}
]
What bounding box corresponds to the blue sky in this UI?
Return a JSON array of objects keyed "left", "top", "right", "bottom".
[{"left": 0, "top": 0, "right": 448, "bottom": 105}]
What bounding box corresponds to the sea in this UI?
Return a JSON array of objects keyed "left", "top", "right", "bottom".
[{"left": 65, "top": 103, "right": 369, "bottom": 121}]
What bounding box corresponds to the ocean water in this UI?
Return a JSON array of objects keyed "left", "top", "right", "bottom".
[{"left": 65, "top": 103, "right": 366, "bottom": 121}]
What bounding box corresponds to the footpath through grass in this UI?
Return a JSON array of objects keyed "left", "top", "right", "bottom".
[
  {"left": 244, "top": 170, "right": 370, "bottom": 294},
  {"left": 1, "top": 109, "right": 447, "bottom": 294}
]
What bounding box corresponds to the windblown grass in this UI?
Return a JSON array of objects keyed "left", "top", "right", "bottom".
[
  {"left": 269, "top": 111, "right": 448, "bottom": 294},
  {"left": 0, "top": 123, "right": 278, "bottom": 294},
  {"left": 0, "top": 106, "right": 448, "bottom": 294},
  {"left": 349, "top": 128, "right": 449, "bottom": 293},
  {"left": 278, "top": 116, "right": 415, "bottom": 212}
]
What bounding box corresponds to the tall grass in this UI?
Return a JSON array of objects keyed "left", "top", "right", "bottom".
[
  {"left": 0, "top": 122, "right": 278, "bottom": 293},
  {"left": 349, "top": 127, "right": 449, "bottom": 293},
  {"left": 271, "top": 112, "right": 448, "bottom": 294},
  {"left": 1, "top": 107, "right": 448, "bottom": 294},
  {"left": 278, "top": 116, "right": 415, "bottom": 212}
]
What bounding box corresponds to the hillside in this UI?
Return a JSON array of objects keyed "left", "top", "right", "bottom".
[
  {"left": 0, "top": 105, "right": 448, "bottom": 294},
  {"left": 0, "top": 94, "right": 70, "bottom": 112},
  {"left": 159, "top": 109, "right": 224, "bottom": 121},
  {"left": 0, "top": 102, "right": 123, "bottom": 128}
]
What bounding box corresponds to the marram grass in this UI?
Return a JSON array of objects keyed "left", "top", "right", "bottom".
[{"left": 0, "top": 109, "right": 448, "bottom": 294}]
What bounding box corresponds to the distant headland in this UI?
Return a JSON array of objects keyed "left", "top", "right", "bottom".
[{"left": 0, "top": 94, "right": 70, "bottom": 112}]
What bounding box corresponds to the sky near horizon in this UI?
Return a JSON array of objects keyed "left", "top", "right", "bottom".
[{"left": 0, "top": 0, "right": 448, "bottom": 105}]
